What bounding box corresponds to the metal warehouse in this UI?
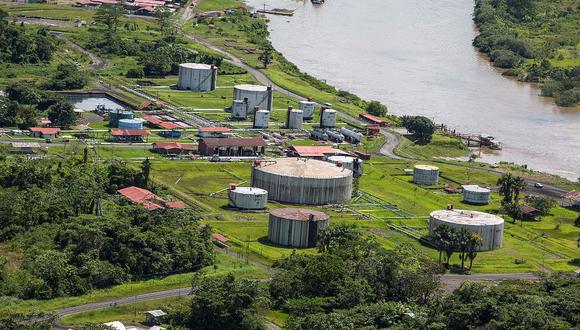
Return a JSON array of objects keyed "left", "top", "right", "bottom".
[
  {"left": 198, "top": 137, "right": 267, "bottom": 156},
  {"left": 429, "top": 209, "right": 504, "bottom": 251},
  {"left": 251, "top": 158, "right": 353, "bottom": 205},
  {"left": 268, "top": 208, "right": 329, "bottom": 248}
]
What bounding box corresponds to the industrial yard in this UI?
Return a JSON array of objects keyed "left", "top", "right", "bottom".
[{"left": 0, "top": 0, "right": 578, "bottom": 328}]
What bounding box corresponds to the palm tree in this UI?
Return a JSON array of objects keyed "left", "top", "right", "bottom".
[
  {"left": 512, "top": 176, "right": 527, "bottom": 205},
  {"left": 466, "top": 233, "right": 483, "bottom": 270}
]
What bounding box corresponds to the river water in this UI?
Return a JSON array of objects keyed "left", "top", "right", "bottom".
[{"left": 246, "top": 0, "right": 579, "bottom": 180}]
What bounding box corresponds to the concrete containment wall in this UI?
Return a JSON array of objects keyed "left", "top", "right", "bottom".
[
  {"left": 429, "top": 209, "right": 504, "bottom": 251},
  {"left": 251, "top": 158, "right": 352, "bottom": 205}
]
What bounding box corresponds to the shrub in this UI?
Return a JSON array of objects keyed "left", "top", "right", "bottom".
[
  {"left": 126, "top": 67, "right": 144, "bottom": 78},
  {"left": 490, "top": 50, "right": 521, "bottom": 68}
]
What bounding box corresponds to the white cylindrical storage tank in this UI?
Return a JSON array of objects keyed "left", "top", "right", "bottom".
[
  {"left": 233, "top": 85, "right": 273, "bottom": 111},
  {"left": 327, "top": 155, "right": 363, "bottom": 178},
  {"left": 340, "top": 127, "right": 363, "bottom": 143},
  {"left": 118, "top": 119, "right": 143, "bottom": 129},
  {"left": 251, "top": 158, "right": 353, "bottom": 205},
  {"left": 232, "top": 99, "right": 247, "bottom": 120},
  {"left": 299, "top": 100, "right": 316, "bottom": 119},
  {"left": 287, "top": 109, "right": 303, "bottom": 129},
  {"left": 177, "top": 63, "right": 217, "bottom": 92},
  {"left": 268, "top": 208, "right": 329, "bottom": 248},
  {"left": 429, "top": 209, "right": 504, "bottom": 251},
  {"left": 228, "top": 186, "right": 268, "bottom": 210},
  {"left": 462, "top": 185, "right": 491, "bottom": 205},
  {"left": 413, "top": 165, "right": 439, "bottom": 185},
  {"left": 320, "top": 109, "right": 337, "bottom": 128},
  {"left": 253, "top": 110, "right": 270, "bottom": 129}
]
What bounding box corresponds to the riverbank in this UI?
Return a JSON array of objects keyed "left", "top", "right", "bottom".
[{"left": 241, "top": 0, "right": 579, "bottom": 180}]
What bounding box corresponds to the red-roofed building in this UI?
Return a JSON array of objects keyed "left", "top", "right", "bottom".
[
  {"left": 359, "top": 113, "right": 388, "bottom": 127},
  {"left": 30, "top": 127, "right": 61, "bottom": 139},
  {"left": 143, "top": 115, "right": 164, "bottom": 126},
  {"left": 159, "top": 122, "right": 182, "bottom": 130},
  {"left": 117, "top": 186, "right": 185, "bottom": 211},
  {"left": 197, "top": 126, "right": 231, "bottom": 138},
  {"left": 153, "top": 142, "right": 195, "bottom": 155},
  {"left": 110, "top": 129, "right": 152, "bottom": 142},
  {"left": 287, "top": 145, "right": 350, "bottom": 159},
  {"left": 211, "top": 232, "right": 229, "bottom": 247},
  {"left": 198, "top": 137, "right": 266, "bottom": 156}
]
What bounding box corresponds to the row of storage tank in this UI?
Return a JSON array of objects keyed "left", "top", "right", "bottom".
[
  {"left": 226, "top": 158, "right": 502, "bottom": 251},
  {"left": 411, "top": 165, "right": 491, "bottom": 204}
]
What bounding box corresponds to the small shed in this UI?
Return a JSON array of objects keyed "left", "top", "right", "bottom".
[
  {"left": 144, "top": 309, "right": 167, "bottom": 326},
  {"left": 30, "top": 127, "right": 61, "bottom": 139},
  {"left": 562, "top": 191, "right": 580, "bottom": 209},
  {"left": 11, "top": 142, "right": 42, "bottom": 154},
  {"left": 518, "top": 204, "right": 542, "bottom": 221}
]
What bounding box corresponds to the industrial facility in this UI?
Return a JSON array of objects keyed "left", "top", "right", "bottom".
[
  {"left": 267, "top": 208, "right": 329, "bottom": 248},
  {"left": 319, "top": 107, "right": 337, "bottom": 128},
  {"left": 429, "top": 209, "right": 504, "bottom": 251},
  {"left": 118, "top": 118, "right": 143, "bottom": 129},
  {"left": 462, "top": 185, "right": 491, "bottom": 205},
  {"left": 109, "top": 110, "right": 134, "bottom": 127},
  {"left": 198, "top": 137, "right": 267, "bottom": 156},
  {"left": 177, "top": 63, "right": 217, "bottom": 92},
  {"left": 413, "top": 165, "right": 440, "bottom": 185},
  {"left": 228, "top": 185, "right": 268, "bottom": 210},
  {"left": 251, "top": 158, "right": 353, "bottom": 205},
  {"left": 233, "top": 84, "right": 273, "bottom": 112},
  {"left": 253, "top": 107, "right": 270, "bottom": 129}
]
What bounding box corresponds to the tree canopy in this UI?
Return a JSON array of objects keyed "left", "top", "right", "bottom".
[{"left": 401, "top": 115, "right": 435, "bottom": 144}]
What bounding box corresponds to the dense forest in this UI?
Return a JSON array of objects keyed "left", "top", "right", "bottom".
[
  {"left": 162, "top": 225, "right": 579, "bottom": 330},
  {"left": 0, "top": 156, "right": 214, "bottom": 302},
  {"left": 473, "top": 0, "right": 579, "bottom": 106}
]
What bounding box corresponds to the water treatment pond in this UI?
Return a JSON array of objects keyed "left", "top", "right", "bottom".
[
  {"left": 247, "top": 0, "right": 580, "bottom": 180},
  {"left": 65, "top": 93, "right": 127, "bottom": 111}
]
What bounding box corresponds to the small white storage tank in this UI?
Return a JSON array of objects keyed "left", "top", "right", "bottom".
[
  {"left": 299, "top": 100, "right": 316, "bottom": 119},
  {"left": 232, "top": 99, "right": 247, "bottom": 120},
  {"left": 233, "top": 85, "right": 273, "bottom": 111},
  {"left": 177, "top": 63, "right": 217, "bottom": 92},
  {"left": 228, "top": 186, "right": 268, "bottom": 210},
  {"left": 253, "top": 109, "right": 270, "bottom": 129},
  {"left": 268, "top": 208, "right": 330, "bottom": 248},
  {"left": 429, "top": 209, "right": 504, "bottom": 251},
  {"left": 326, "top": 156, "right": 363, "bottom": 177},
  {"left": 118, "top": 119, "right": 143, "bottom": 129},
  {"left": 462, "top": 185, "right": 491, "bottom": 205},
  {"left": 286, "top": 107, "right": 303, "bottom": 129},
  {"left": 320, "top": 108, "right": 337, "bottom": 128},
  {"left": 413, "top": 165, "right": 439, "bottom": 185},
  {"left": 340, "top": 127, "right": 363, "bottom": 143}
]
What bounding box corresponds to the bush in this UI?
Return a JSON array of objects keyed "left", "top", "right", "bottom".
[
  {"left": 491, "top": 50, "right": 522, "bottom": 68},
  {"left": 126, "top": 67, "right": 144, "bottom": 78},
  {"left": 365, "top": 100, "right": 388, "bottom": 117},
  {"left": 554, "top": 88, "right": 580, "bottom": 107}
]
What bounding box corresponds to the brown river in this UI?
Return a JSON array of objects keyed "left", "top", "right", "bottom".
[{"left": 246, "top": 0, "right": 580, "bottom": 180}]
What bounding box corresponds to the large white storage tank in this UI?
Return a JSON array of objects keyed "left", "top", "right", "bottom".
[
  {"left": 320, "top": 108, "right": 337, "bottom": 128},
  {"left": 251, "top": 158, "right": 353, "bottom": 205},
  {"left": 253, "top": 109, "right": 270, "bottom": 129},
  {"left": 286, "top": 107, "right": 303, "bottom": 129},
  {"left": 299, "top": 100, "right": 316, "bottom": 119},
  {"left": 233, "top": 85, "right": 273, "bottom": 111},
  {"left": 228, "top": 185, "right": 268, "bottom": 210},
  {"left": 429, "top": 209, "right": 504, "bottom": 251},
  {"left": 177, "top": 63, "right": 217, "bottom": 91},
  {"left": 413, "top": 165, "right": 439, "bottom": 185},
  {"left": 118, "top": 119, "right": 143, "bottom": 129},
  {"left": 462, "top": 185, "right": 491, "bottom": 205},
  {"left": 268, "top": 208, "right": 330, "bottom": 248},
  {"left": 232, "top": 99, "right": 248, "bottom": 120}
]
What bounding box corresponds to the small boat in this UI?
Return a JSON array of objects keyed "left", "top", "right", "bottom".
[{"left": 311, "top": 0, "right": 324, "bottom": 4}]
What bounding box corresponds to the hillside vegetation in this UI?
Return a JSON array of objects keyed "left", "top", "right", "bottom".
[{"left": 473, "top": 0, "right": 580, "bottom": 106}]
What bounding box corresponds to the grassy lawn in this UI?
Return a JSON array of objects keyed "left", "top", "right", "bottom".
[
  {"left": 397, "top": 134, "right": 471, "bottom": 160},
  {"left": 2, "top": 251, "right": 270, "bottom": 314},
  {"left": 194, "top": 0, "right": 243, "bottom": 12}
]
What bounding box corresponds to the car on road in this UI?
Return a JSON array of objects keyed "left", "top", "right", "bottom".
[{"left": 534, "top": 182, "right": 544, "bottom": 188}]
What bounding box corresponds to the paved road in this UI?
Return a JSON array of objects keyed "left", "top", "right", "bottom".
[{"left": 51, "top": 31, "right": 107, "bottom": 70}]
